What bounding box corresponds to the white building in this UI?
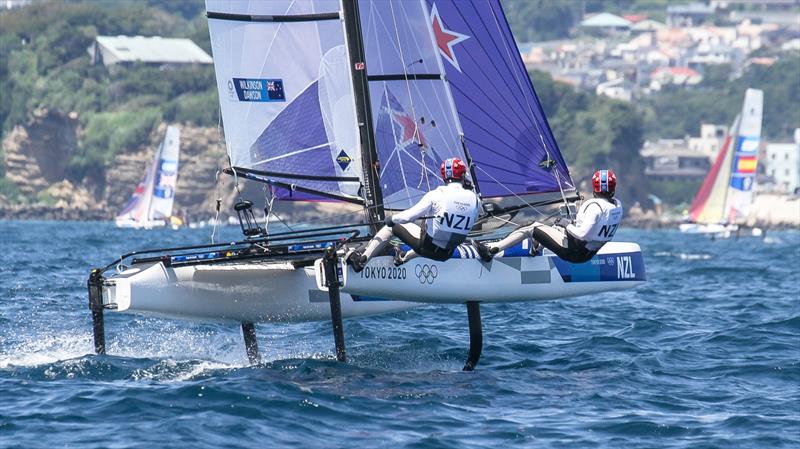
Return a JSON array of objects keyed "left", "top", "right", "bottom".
[
  {"left": 689, "top": 123, "right": 728, "bottom": 159},
  {"left": 88, "top": 35, "right": 212, "bottom": 67},
  {"left": 596, "top": 78, "right": 634, "bottom": 102},
  {"left": 764, "top": 129, "right": 800, "bottom": 193}
]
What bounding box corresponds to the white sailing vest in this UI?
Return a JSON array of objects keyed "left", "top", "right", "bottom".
[
  {"left": 568, "top": 198, "right": 623, "bottom": 251},
  {"left": 425, "top": 184, "right": 481, "bottom": 249}
]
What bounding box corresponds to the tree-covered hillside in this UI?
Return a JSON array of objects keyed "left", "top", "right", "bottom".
[
  {"left": 0, "top": 0, "right": 215, "bottom": 182},
  {"left": 641, "top": 57, "right": 800, "bottom": 140}
]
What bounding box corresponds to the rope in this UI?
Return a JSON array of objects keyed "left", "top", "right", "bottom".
[{"left": 474, "top": 165, "right": 549, "bottom": 218}]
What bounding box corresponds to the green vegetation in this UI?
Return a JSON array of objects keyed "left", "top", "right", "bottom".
[
  {"left": 0, "top": 176, "right": 22, "bottom": 202},
  {"left": 642, "top": 57, "right": 800, "bottom": 140},
  {"left": 0, "top": 0, "right": 216, "bottom": 183},
  {"left": 531, "top": 70, "right": 647, "bottom": 203},
  {"left": 648, "top": 179, "right": 702, "bottom": 208}
]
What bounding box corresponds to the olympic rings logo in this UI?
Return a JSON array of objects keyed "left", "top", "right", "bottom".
[{"left": 415, "top": 264, "right": 438, "bottom": 284}]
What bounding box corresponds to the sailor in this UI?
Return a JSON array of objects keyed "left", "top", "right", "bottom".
[
  {"left": 474, "top": 169, "right": 623, "bottom": 263},
  {"left": 347, "top": 157, "right": 481, "bottom": 272}
]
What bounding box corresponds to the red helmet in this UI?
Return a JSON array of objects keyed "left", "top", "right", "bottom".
[
  {"left": 440, "top": 157, "right": 467, "bottom": 181},
  {"left": 592, "top": 169, "right": 616, "bottom": 194}
]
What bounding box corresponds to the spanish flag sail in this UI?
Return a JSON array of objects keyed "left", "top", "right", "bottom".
[{"left": 688, "top": 89, "right": 763, "bottom": 225}]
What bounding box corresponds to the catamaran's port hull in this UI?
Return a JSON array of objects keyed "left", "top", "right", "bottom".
[
  {"left": 101, "top": 242, "right": 645, "bottom": 323},
  {"left": 102, "top": 261, "right": 418, "bottom": 323}
]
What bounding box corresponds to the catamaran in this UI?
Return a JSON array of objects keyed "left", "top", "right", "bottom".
[
  {"left": 88, "top": 0, "right": 646, "bottom": 370},
  {"left": 680, "top": 89, "right": 763, "bottom": 238},
  {"left": 115, "top": 125, "right": 181, "bottom": 229}
]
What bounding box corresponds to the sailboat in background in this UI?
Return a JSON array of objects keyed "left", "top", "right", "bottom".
[
  {"left": 88, "top": 0, "right": 645, "bottom": 370},
  {"left": 115, "top": 125, "right": 181, "bottom": 229},
  {"left": 680, "top": 89, "right": 764, "bottom": 238}
]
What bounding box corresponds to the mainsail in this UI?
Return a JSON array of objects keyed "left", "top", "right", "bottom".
[
  {"left": 688, "top": 89, "right": 763, "bottom": 224},
  {"left": 206, "top": 0, "right": 575, "bottom": 220},
  {"left": 116, "top": 125, "right": 181, "bottom": 225}
]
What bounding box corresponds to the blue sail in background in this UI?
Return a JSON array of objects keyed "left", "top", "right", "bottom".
[{"left": 423, "top": 0, "right": 573, "bottom": 199}]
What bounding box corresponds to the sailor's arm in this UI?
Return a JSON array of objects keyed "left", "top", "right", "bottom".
[
  {"left": 565, "top": 202, "right": 600, "bottom": 240},
  {"left": 390, "top": 192, "right": 434, "bottom": 224}
]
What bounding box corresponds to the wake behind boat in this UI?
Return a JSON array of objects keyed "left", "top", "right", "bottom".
[
  {"left": 88, "top": 0, "right": 646, "bottom": 370},
  {"left": 115, "top": 125, "right": 181, "bottom": 229}
]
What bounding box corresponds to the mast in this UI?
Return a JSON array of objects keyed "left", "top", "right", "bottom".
[{"left": 341, "top": 0, "right": 384, "bottom": 233}]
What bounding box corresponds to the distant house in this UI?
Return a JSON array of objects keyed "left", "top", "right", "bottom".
[
  {"left": 649, "top": 67, "right": 703, "bottom": 90},
  {"left": 580, "top": 13, "right": 632, "bottom": 34},
  {"left": 640, "top": 139, "right": 711, "bottom": 179},
  {"left": 764, "top": 130, "right": 800, "bottom": 194},
  {"left": 666, "top": 2, "right": 716, "bottom": 27},
  {"left": 596, "top": 78, "right": 634, "bottom": 102},
  {"left": 88, "top": 35, "right": 212, "bottom": 68}
]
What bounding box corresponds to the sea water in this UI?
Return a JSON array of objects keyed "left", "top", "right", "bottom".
[{"left": 0, "top": 221, "right": 798, "bottom": 448}]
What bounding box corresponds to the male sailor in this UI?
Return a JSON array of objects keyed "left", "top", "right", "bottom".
[
  {"left": 347, "top": 157, "right": 481, "bottom": 272},
  {"left": 474, "top": 169, "right": 622, "bottom": 263}
]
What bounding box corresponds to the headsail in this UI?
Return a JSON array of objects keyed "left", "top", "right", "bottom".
[
  {"left": 688, "top": 88, "right": 762, "bottom": 224},
  {"left": 689, "top": 115, "right": 739, "bottom": 224},
  {"left": 149, "top": 126, "right": 180, "bottom": 220},
  {"left": 724, "top": 88, "right": 763, "bottom": 223},
  {"left": 116, "top": 125, "right": 180, "bottom": 225},
  {"left": 206, "top": 0, "right": 363, "bottom": 202}
]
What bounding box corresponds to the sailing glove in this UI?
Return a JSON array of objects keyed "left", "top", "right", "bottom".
[{"left": 384, "top": 216, "right": 395, "bottom": 227}]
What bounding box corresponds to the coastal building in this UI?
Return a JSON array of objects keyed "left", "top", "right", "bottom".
[
  {"left": 580, "top": 13, "right": 632, "bottom": 34},
  {"left": 688, "top": 123, "right": 728, "bottom": 160},
  {"left": 640, "top": 139, "right": 711, "bottom": 179},
  {"left": 88, "top": 35, "right": 212, "bottom": 68},
  {"left": 764, "top": 129, "right": 800, "bottom": 193},
  {"left": 667, "top": 3, "right": 716, "bottom": 27},
  {"left": 596, "top": 78, "right": 634, "bottom": 102},
  {"left": 649, "top": 67, "right": 703, "bottom": 90}
]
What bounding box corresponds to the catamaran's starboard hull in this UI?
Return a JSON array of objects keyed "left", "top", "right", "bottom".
[
  {"left": 102, "top": 261, "right": 418, "bottom": 323},
  {"left": 322, "top": 242, "right": 646, "bottom": 304}
]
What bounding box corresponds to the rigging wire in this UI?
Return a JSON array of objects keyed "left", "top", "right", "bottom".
[
  {"left": 388, "top": 0, "right": 432, "bottom": 194},
  {"left": 486, "top": 4, "right": 573, "bottom": 213},
  {"left": 474, "top": 165, "right": 549, "bottom": 218},
  {"left": 211, "top": 107, "right": 225, "bottom": 244}
]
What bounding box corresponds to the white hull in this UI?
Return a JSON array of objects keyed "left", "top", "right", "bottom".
[
  {"left": 115, "top": 218, "right": 167, "bottom": 229},
  {"left": 322, "top": 241, "right": 645, "bottom": 304},
  {"left": 678, "top": 223, "right": 762, "bottom": 238},
  {"left": 102, "top": 260, "right": 417, "bottom": 323},
  {"left": 101, "top": 242, "right": 645, "bottom": 323}
]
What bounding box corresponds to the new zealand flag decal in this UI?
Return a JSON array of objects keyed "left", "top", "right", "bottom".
[
  {"left": 336, "top": 150, "right": 352, "bottom": 171},
  {"left": 233, "top": 78, "right": 285, "bottom": 102}
]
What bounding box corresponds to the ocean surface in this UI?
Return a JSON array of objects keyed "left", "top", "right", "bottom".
[{"left": 0, "top": 221, "right": 798, "bottom": 448}]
